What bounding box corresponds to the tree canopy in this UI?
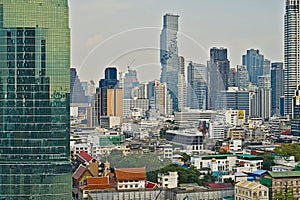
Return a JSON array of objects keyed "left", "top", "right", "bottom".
[
  {"left": 100, "top": 150, "right": 171, "bottom": 173},
  {"left": 147, "top": 163, "right": 215, "bottom": 186},
  {"left": 274, "top": 143, "right": 300, "bottom": 162}
]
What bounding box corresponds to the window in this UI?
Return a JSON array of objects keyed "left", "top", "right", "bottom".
[{"left": 253, "top": 192, "right": 257, "bottom": 198}]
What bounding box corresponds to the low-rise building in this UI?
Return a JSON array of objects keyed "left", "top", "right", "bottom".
[
  {"left": 229, "top": 139, "right": 243, "bottom": 153},
  {"left": 234, "top": 154, "right": 263, "bottom": 172},
  {"left": 271, "top": 165, "right": 295, "bottom": 172},
  {"left": 191, "top": 154, "right": 263, "bottom": 173},
  {"left": 165, "top": 129, "right": 204, "bottom": 152},
  {"left": 225, "top": 110, "right": 246, "bottom": 126},
  {"left": 157, "top": 172, "right": 178, "bottom": 189},
  {"left": 228, "top": 127, "right": 245, "bottom": 140},
  {"left": 235, "top": 180, "right": 269, "bottom": 200},
  {"left": 261, "top": 171, "right": 300, "bottom": 200},
  {"left": 115, "top": 168, "right": 146, "bottom": 190},
  {"left": 191, "top": 154, "right": 236, "bottom": 171}
]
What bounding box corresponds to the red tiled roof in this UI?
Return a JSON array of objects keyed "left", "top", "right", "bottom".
[
  {"left": 72, "top": 165, "right": 88, "bottom": 180},
  {"left": 206, "top": 183, "right": 233, "bottom": 189},
  {"left": 115, "top": 168, "right": 146, "bottom": 181},
  {"left": 79, "top": 176, "right": 116, "bottom": 190},
  {"left": 87, "top": 177, "right": 109, "bottom": 185},
  {"left": 238, "top": 161, "right": 245, "bottom": 165},
  {"left": 79, "top": 151, "right": 94, "bottom": 162},
  {"left": 145, "top": 181, "right": 158, "bottom": 189},
  {"left": 79, "top": 184, "right": 115, "bottom": 190}
]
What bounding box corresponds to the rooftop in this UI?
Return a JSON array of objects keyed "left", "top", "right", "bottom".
[
  {"left": 205, "top": 183, "right": 233, "bottom": 190},
  {"left": 268, "top": 171, "right": 300, "bottom": 178},
  {"left": 79, "top": 151, "right": 94, "bottom": 162},
  {"left": 115, "top": 168, "right": 146, "bottom": 181},
  {"left": 192, "top": 154, "right": 235, "bottom": 159},
  {"left": 87, "top": 177, "right": 109, "bottom": 185},
  {"left": 236, "top": 154, "right": 263, "bottom": 160},
  {"left": 235, "top": 180, "right": 266, "bottom": 190},
  {"left": 72, "top": 165, "right": 88, "bottom": 180},
  {"left": 251, "top": 170, "right": 267, "bottom": 176}
]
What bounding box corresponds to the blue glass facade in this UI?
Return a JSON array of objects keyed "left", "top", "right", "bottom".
[{"left": 242, "top": 49, "right": 264, "bottom": 85}]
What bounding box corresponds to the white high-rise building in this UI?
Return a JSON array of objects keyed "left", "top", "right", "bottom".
[
  {"left": 154, "top": 81, "right": 172, "bottom": 115},
  {"left": 284, "top": 0, "right": 300, "bottom": 116}
]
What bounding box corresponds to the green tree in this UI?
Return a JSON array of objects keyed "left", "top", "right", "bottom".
[
  {"left": 274, "top": 187, "right": 296, "bottom": 200},
  {"left": 101, "top": 152, "right": 171, "bottom": 173},
  {"left": 261, "top": 153, "right": 275, "bottom": 170},
  {"left": 274, "top": 143, "right": 300, "bottom": 161},
  {"left": 146, "top": 163, "right": 213, "bottom": 186},
  {"left": 159, "top": 128, "right": 166, "bottom": 139},
  {"left": 180, "top": 153, "right": 191, "bottom": 164}
]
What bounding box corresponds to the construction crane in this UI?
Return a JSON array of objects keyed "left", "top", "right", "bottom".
[{"left": 127, "top": 59, "right": 135, "bottom": 71}]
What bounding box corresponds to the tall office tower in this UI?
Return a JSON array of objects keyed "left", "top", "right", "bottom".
[
  {"left": 178, "top": 56, "right": 186, "bottom": 111},
  {"left": 249, "top": 76, "right": 272, "bottom": 119},
  {"left": 0, "top": 1, "right": 71, "bottom": 199},
  {"left": 236, "top": 65, "right": 249, "bottom": 89},
  {"left": 249, "top": 88, "right": 260, "bottom": 117},
  {"left": 154, "top": 81, "right": 172, "bottom": 115},
  {"left": 132, "top": 83, "right": 148, "bottom": 99},
  {"left": 160, "top": 13, "right": 180, "bottom": 111},
  {"left": 121, "top": 67, "right": 139, "bottom": 99},
  {"left": 178, "top": 74, "right": 186, "bottom": 111},
  {"left": 95, "top": 67, "right": 122, "bottom": 125},
  {"left": 81, "top": 81, "right": 88, "bottom": 95},
  {"left": 70, "top": 68, "right": 88, "bottom": 104},
  {"left": 291, "top": 85, "right": 300, "bottom": 136},
  {"left": 187, "top": 62, "right": 207, "bottom": 109},
  {"left": 88, "top": 80, "right": 96, "bottom": 96},
  {"left": 242, "top": 49, "right": 264, "bottom": 85},
  {"left": 219, "top": 88, "right": 250, "bottom": 117},
  {"left": 258, "top": 75, "right": 272, "bottom": 119},
  {"left": 207, "top": 47, "right": 230, "bottom": 109},
  {"left": 284, "top": 0, "right": 300, "bottom": 117},
  {"left": 271, "top": 62, "right": 284, "bottom": 116},
  {"left": 228, "top": 68, "right": 237, "bottom": 87},
  {"left": 147, "top": 80, "right": 156, "bottom": 109},
  {"left": 179, "top": 56, "right": 185, "bottom": 75},
  {"left": 263, "top": 59, "right": 271, "bottom": 75}
]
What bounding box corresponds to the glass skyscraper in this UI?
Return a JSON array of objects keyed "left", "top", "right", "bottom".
[
  {"left": 187, "top": 62, "right": 207, "bottom": 110},
  {"left": 284, "top": 0, "right": 300, "bottom": 117},
  {"left": 0, "top": 1, "right": 71, "bottom": 199},
  {"left": 160, "top": 13, "right": 180, "bottom": 111},
  {"left": 207, "top": 47, "right": 230, "bottom": 110},
  {"left": 271, "top": 62, "right": 284, "bottom": 116},
  {"left": 242, "top": 49, "right": 264, "bottom": 85}
]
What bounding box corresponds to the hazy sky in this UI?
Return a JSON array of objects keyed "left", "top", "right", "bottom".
[{"left": 70, "top": 0, "right": 284, "bottom": 83}]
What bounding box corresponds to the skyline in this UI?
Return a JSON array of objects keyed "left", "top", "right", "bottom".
[{"left": 70, "top": 0, "right": 284, "bottom": 83}]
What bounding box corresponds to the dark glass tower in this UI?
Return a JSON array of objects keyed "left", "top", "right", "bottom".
[
  {"left": 0, "top": 1, "right": 71, "bottom": 199},
  {"left": 96, "top": 67, "right": 120, "bottom": 125},
  {"left": 207, "top": 47, "right": 230, "bottom": 110},
  {"left": 271, "top": 62, "right": 284, "bottom": 116}
]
